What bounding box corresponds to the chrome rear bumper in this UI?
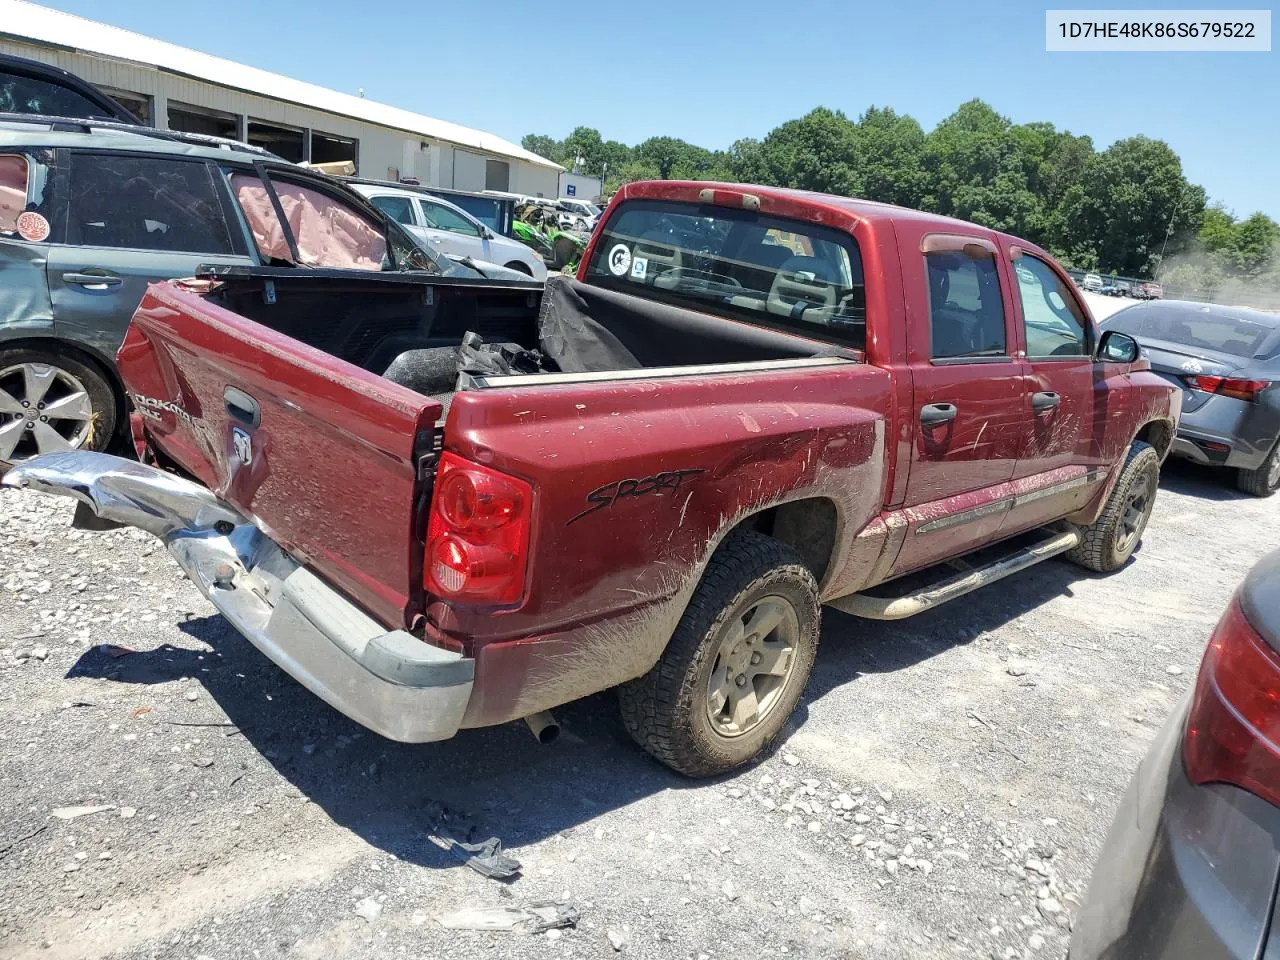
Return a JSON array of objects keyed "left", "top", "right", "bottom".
[{"left": 3, "top": 452, "right": 473, "bottom": 743}]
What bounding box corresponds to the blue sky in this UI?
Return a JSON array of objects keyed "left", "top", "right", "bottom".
[{"left": 38, "top": 0, "right": 1278, "bottom": 218}]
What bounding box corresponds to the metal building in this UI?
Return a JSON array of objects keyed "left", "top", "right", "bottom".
[{"left": 0, "top": 0, "right": 563, "bottom": 195}]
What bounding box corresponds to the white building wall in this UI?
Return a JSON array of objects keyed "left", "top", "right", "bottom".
[
  {"left": 452, "top": 150, "right": 486, "bottom": 193},
  {"left": 0, "top": 38, "right": 555, "bottom": 191}
]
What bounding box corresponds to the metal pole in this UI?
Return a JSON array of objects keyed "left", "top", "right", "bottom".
[{"left": 1155, "top": 187, "right": 1186, "bottom": 279}]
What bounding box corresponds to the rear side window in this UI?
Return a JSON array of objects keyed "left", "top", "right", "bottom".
[
  {"left": 0, "top": 71, "right": 108, "bottom": 119},
  {"left": 0, "top": 153, "right": 28, "bottom": 234},
  {"left": 231, "top": 173, "right": 388, "bottom": 271},
  {"left": 925, "top": 248, "right": 1006, "bottom": 359},
  {"left": 584, "top": 199, "right": 865, "bottom": 347},
  {"left": 67, "top": 154, "right": 235, "bottom": 254},
  {"left": 368, "top": 194, "right": 414, "bottom": 225}
]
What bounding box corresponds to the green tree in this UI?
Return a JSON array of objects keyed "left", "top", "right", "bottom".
[
  {"left": 520, "top": 134, "right": 563, "bottom": 164},
  {"left": 748, "top": 107, "right": 862, "bottom": 195},
  {"left": 850, "top": 106, "right": 926, "bottom": 207},
  {"left": 1063, "top": 136, "right": 1206, "bottom": 275}
]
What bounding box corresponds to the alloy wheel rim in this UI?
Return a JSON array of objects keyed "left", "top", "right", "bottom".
[
  {"left": 0, "top": 363, "right": 94, "bottom": 462},
  {"left": 1268, "top": 452, "right": 1280, "bottom": 488},
  {"left": 705, "top": 595, "right": 799, "bottom": 738},
  {"left": 1117, "top": 473, "right": 1153, "bottom": 553}
]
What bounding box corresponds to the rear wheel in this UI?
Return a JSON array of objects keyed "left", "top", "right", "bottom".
[
  {"left": 1236, "top": 440, "right": 1280, "bottom": 497},
  {"left": 1066, "top": 440, "right": 1160, "bottom": 572},
  {"left": 618, "top": 530, "right": 820, "bottom": 777},
  {"left": 0, "top": 347, "right": 116, "bottom": 464}
]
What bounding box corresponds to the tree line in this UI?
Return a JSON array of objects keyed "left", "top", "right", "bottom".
[{"left": 524, "top": 100, "right": 1278, "bottom": 289}]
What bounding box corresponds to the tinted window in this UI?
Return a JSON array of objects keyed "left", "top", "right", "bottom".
[
  {"left": 368, "top": 194, "right": 415, "bottom": 225},
  {"left": 420, "top": 199, "right": 479, "bottom": 236},
  {"left": 585, "top": 199, "right": 865, "bottom": 347},
  {"left": 68, "top": 154, "right": 235, "bottom": 254},
  {"left": 1014, "top": 255, "right": 1088, "bottom": 357},
  {"left": 0, "top": 71, "right": 108, "bottom": 119},
  {"left": 0, "top": 153, "right": 28, "bottom": 234},
  {"left": 437, "top": 193, "right": 504, "bottom": 232},
  {"left": 1123, "top": 307, "right": 1279, "bottom": 359},
  {"left": 925, "top": 250, "right": 1005, "bottom": 358}
]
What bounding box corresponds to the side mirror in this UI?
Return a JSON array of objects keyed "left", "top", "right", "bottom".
[{"left": 1097, "top": 330, "right": 1140, "bottom": 363}]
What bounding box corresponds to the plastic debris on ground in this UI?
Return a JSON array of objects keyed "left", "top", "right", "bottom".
[
  {"left": 425, "top": 802, "right": 521, "bottom": 879},
  {"left": 436, "top": 901, "right": 579, "bottom": 934}
]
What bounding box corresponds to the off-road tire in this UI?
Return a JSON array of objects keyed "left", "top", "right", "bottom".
[
  {"left": 617, "top": 530, "right": 821, "bottom": 778},
  {"left": 1066, "top": 440, "right": 1160, "bottom": 573},
  {"left": 1236, "top": 439, "right": 1280, "bottom": 497},
  {"left": 0, "top": 345, "right": 116, "bottom": 463}
]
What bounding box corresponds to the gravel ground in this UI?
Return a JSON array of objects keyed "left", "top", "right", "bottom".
[{"left": 1, "top": 456, "right": 1275, "bottom": 960}]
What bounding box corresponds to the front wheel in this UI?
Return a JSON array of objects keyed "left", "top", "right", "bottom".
[
  {"left": 1236, "top": 439, "right": 1280, "bottom": 497},
  {"left": 1066, "top": 440, "right": 1160, "bottom": 573},
  {"left": 0, "top": 347, "right": 116, "bottom": 464},
  {"left": 618, "top": 530, "right": 821, "bottom": 777}
]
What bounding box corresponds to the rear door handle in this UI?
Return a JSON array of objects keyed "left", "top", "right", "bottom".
[
  {"left": 920, "top": 402, "right": 958, "bottom": 427},
  {"left": 223, "top": 386, "right": 260, "bottom": 428},
  {"left": 62, "top": 272, "right": 122, "bottom": 288},
  {"left": 1032, "top": 391, "right": 1062, "bottom": 413}
]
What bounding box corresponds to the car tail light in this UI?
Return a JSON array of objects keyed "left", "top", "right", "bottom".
[
  {"left": 1184, "top": 599, "right": 1280, "bottom": 807},
  {"left": 425, "top": 452, "right": 533, "bottom": 606},
  {"left": 1182, "top": 375, "right": 1271, "bottom": 402}
]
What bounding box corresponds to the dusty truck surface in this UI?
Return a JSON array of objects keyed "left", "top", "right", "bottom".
[{"left": 4, "top": 181, "right": 1181, "bottom": 776}]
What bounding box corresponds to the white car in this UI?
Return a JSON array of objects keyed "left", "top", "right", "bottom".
[
  {"left": 556, "top": 198, "right": 601, "bottom": 230},
  {"left": 1082, "top": 273, "right": 1104, "bottom": 291},
  {"left": 351, "top": 184, "right": 547, "bottom": 281}
]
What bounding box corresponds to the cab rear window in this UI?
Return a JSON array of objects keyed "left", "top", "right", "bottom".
[{"left": 584, "top": 200, "right": 866, "bottom": 347}]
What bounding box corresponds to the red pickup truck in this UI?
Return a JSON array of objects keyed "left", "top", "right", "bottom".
[{"left": 5, "top": 181, "right": 1180, "bottom": 776}]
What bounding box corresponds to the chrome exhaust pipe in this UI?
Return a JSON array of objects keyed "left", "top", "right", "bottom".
[{"left": 524, "top": 711, "right": 559, "bottom": 744}]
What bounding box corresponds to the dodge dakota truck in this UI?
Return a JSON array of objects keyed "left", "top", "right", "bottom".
[{"left": 4, "top": 181, "right": 1180, "bottom": 776}]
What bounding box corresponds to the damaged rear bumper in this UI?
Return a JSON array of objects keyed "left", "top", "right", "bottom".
[{"left": 3, "top": 452, "right": 473, "bottom": 743}]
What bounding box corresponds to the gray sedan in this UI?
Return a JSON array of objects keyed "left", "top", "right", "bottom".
[
  {"left": 1071, "top": 548, "right": 1280, "bottom": 959},
  {"left": 1102, "top": 301, "right": 1280, "bottom": 495}
]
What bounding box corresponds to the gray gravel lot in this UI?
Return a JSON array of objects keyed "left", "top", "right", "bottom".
[{"left": 1, "top": 457, "right": 1275, "bottom": 960}]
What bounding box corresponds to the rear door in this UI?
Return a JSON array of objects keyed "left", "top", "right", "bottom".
[
  {"left": 889, "top": 231, "right": 1025, "bottom": 576},
  {"left": 46, "top": 151, "right": 253, "bottom": 356}
]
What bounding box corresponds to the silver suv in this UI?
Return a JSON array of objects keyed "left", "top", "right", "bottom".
[{"left": 0, "top": 118, "right": 485, "bottom": 463}]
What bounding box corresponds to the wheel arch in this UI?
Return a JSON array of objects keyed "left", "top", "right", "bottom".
[
  {"left": 0, "top": 335, "right": 128, "bottom": 438},
  {"left": 1135, "top": 418, "right": 1175, "bottom": 462}
]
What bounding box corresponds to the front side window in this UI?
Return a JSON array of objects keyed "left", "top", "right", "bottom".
[
  {"left": 925, "top": 248, "right": 1006, "bottom": 359},
  {"left": 584, "top": 199, "right": 865, "bottom": 347},
  {"left": 419, "top": 200, "right": 479, "bottom": 237},
  {"left": 0, "top": 71, "right": 108, "bottom": 119},
  {"left": 68, "top": 154, "right": 235, "bottom": 254},
  {"left": 368, "top": 194, "right": 415, "bottom": 225},
  {"left": 1014, "top": 254, "right": 1089, "bottom": 357}
]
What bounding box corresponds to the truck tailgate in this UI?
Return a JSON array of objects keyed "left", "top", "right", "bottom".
[{"left": 117, "top": 281, "right": 441, "bottom": 627}]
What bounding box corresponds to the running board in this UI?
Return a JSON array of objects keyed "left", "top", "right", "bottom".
[{"left": 828, "top": 529, "right": 1081, "bottom": 621}]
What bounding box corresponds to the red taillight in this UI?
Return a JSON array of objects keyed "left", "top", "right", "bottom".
[
  {"left": 1183, "top": 375, "right": 1270, "bottom": 402},
  {"left": 1184, "top": 599, "right": 1280, "bottom": 807},
  {"left": 425, "top": 452, "right": 532, "bottom": 606}
]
